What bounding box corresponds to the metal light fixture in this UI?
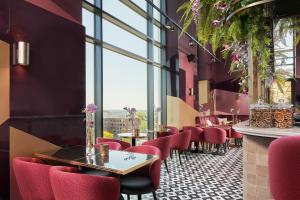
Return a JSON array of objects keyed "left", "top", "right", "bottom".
[
  {"left": 13, "top": 41, "right": 30, "bottom": 66},
  {"left": 165, "top": 22, "right": 175, "bottom": 31}
]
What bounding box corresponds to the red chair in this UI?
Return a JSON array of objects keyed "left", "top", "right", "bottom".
[
  {"left": 96, "top": 137, "right": 131, "bottom": 150},
  {"left": 183, "top": 126, "right": 204, "bottom": 152},
  {"left": 121, "top": 145, "right": 161, "bottom": 200},
  {"left": 164, "top": 126, "right": 179, "bottom": 134},
  {"left": 230, "top": 128, "right": 243, "bottom": 146},
  {"left": 94, "top": 141, "right": 122, "bottom": 150},
  {"left": 143, "top": 136, "right": 171, "bottom": 173},
  {"left": 204, "top": 127, "right": 227, "bottom": 155},
  {"left": 173, "top": 130, "right": 192, "bottom": 165},
  {"left": 50, "top": 166, "right": 121, "bottom": 200},
  {"left": 13, "top": 157, "right": 55, "bottom": 200},
  {"left": 269, "top": 136, "right": 300, "bottom": 200}
]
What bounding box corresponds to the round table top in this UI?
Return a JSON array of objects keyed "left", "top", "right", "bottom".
[
  {"left": 118, "top": 132, "right": 148, "bottom": 139},
  {"left": 233, "top": 120, "right": 300, "bottom": 138}
]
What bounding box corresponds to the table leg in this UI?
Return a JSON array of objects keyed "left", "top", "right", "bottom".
[{"left": 132, "top": 138, "right": 136, "bottom": 146}]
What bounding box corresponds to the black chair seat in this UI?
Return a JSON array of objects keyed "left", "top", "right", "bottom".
[{"left": 121, "top": 174, "right": 154, "bottom": 194}]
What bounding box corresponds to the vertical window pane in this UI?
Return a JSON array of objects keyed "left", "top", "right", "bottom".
[
  {"left": 103, "top": 19, "right": 147, "bottom": 58},
  {"left": 86, "top": 42, "right": 95, "bottom": 105},
  {"left": 153, "top": 25, "right": 161, "bottom": 43},
  {"left": 82, "top": 8, "right": 94, "bottom": 37},
  {"left": 153, "top": 45, "right": 161, "bottom": 63},
  {"left": 103, "top": 0, "right": 147, "bottom": 34},
  {"left": 103, "top": 49, "right": 148, "bottom": 135},
  {"left": 153, "top": 0, "right": 160, "bottom": 21},
  {"left": 154, "top": 67, "right": 161, "bottom": 130}
]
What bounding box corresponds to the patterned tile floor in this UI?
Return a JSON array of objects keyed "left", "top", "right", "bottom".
[{"left": 123, "top": 147, "right": 243, "bottom": 200}]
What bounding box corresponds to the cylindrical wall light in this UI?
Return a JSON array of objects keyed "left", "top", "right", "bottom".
[{"left": 13, "top": 41, "right": 30, "bottom": 66}]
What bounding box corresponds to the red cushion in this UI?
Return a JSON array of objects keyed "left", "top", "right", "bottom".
[
  {"left": 269, "top": 136, "right": 300, "bottom": 200},
  {"left": 50, "top": 166, "right": 120, "bottom": 200},
  {"left": 173, "top": 130, "right": 192, "bottom": 151},
  {"left": 13, "top": 157, "right": 55, "bottom": 200},
  {"left": 183, "top": 126, "right": 204, "bottom": 142}
]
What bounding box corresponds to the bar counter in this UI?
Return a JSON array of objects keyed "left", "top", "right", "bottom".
[{"left": 233, "top": 121, "right": 300, "bottom": 200}]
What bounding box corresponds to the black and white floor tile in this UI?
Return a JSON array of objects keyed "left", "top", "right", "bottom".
[{"left": 124, "top": 147, "right": 243, "bottom": 200}]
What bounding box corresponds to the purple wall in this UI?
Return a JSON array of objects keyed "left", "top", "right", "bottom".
[{"left": 0, "top": 0, "right": 85, "bottom": 198}]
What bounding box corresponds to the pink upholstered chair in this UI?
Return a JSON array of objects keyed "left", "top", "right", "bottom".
[
  {"left": 50, "top": 166, "right": 120, "bottom": 200},
  {"left": 164, "top": 126, "right": 179, "bottom": 134},
  {"left": 121, "top": 145, "right": 161, "bottom": 200},
  {"left": 96, "top": 137, "right": 131, "bottom": 150},
  {"left": 173, "top": 130, "right": 192, "bottom": 165},
  {"left": 230, "top": 128, "right": 243, "bottom": 146},
  {"left": 94, "top": 141, "right": 122, "bottom": 150},
  {"left": 143, "top": 136, "right": 171, "bottom": 173},
  {"left": 269, "top": 136, "right": 300, "bottom": 200},
  {"left": 183, "top": 126, "right": 204, "bottom": 152},
  {"left": 204, "top": 127, "right": 227, "bottom": 155},
  {"left": 13, "top": 157, "right": 55, "bottom": 200}
]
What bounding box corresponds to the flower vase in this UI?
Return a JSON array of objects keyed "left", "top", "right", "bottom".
[{"left": 86, "top": 127, "right": 94, "bottom": 156}]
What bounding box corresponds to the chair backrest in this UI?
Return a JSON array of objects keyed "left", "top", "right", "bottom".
[
  {"left": 13, "top": 157, "right": 55, "bottom": 200},
  {"left": 164, "top": 126, "right": 179, "bottom": 134},
  {"left": 94, "top": 141, "right": 122, "bottom": 150},
  {"left": 50, "top": 166, "right": 120, "bottom": 200},
  {"left": 157, "top": 131, "right": 176, "bottom": 138},
  {"left": 204, "top": 127, "right": 227, "bottom": 144},
  {"left": 183, "top": 126, "right": 204, "bottom": 141},
  {"left": 173, "top": 130, "right": 192, "bottom": 150},
  {"left": 269, "top": 136, "right": 300, "bottom": 200},
  {"left": 142, "top": 136, "right": 171, "bottom": 160},
  {"left": 125, "top": 145, "right": 161, "bottom": 190},
  {"left": 96, "top": 138, "right": 131, "bottom": 150}
]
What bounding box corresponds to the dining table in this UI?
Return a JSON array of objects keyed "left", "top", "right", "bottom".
[
  {"left": 34, "top": 145, "right": 159, "bottom": 175},
  {"left": 117, "top": 132, "right": 148, "bottom": 146}
]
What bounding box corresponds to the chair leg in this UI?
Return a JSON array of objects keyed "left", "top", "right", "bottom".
[
  {"left": 184, "top": 151, "right": 188, "bottom": 160},
  {"left": 223, "top": 143, "right": 227, "bottom": 153},
  {"left": 127, "top": 194, "right": 130, "bottom": 200},
  {"left": 178, "top": 151, "right": 182, "bottom": 165},
  {"left": 170, "top": 149, "right": 173, "bottom": 159},
  {"left": 137, "top": 194, "right": 141, "bottom": 200},
  {"left": 164, "top": 159, "right": 169, "bottom": 174},
  {"left": 153, "top": 191, "right": 157, "bottom": 200}
]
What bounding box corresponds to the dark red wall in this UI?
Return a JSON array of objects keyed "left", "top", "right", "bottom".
[{"left": 0, "top": 0, "right": 85, "bottom": 198}]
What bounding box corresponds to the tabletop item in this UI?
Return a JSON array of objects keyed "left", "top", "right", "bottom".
[
  {"left": 272, "top": 100, "right": 293, "bottom": 128},
  {"left": 35, "top": 145, "right": 158, "bottom": 175},
  {"left": 249, "top": 101, "right": 272, "bottom": 128},
  {"left": 99, "top": 144, "right": 109, "bottom": 157}
]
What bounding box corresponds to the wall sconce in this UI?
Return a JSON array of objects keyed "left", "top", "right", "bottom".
[
  {"left": 13, "top": 41, "right": 30, "bottom": 66},
  {"left": 189, "top": 88, "right": 194, "bottom": 96}
]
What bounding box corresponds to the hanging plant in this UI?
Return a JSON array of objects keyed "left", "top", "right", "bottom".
[{"left": 178, "top": 0, "right": 300, "bottom": 93}]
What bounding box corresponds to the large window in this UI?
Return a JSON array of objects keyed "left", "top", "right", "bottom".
[{"left": 82, "top": 0, "right": 166, "bottom": 138}]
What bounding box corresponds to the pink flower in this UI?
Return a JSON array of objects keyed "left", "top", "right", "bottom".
[
  {"left": 212, "top": 20, "right": 221, "bottom": 27},
  {"left": 214, "top": 2, "right": 228, "bottom": 11},
  {"left": 86, "top": 104, "right": 98, "bottom": 113},
  {"left": 232, "top": 52, "right": 239, "bottom": 62},
  {"left": 192, "top": 0, "right": 200, "bottom": 19}
]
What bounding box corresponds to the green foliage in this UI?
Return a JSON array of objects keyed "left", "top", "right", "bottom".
[{"left": 178, "top": 0, "right": 300, "bottom": 93}]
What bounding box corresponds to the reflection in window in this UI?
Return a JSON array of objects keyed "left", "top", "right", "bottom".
[
  {"left": 82, "top": 8, "right": 94, "bottom": 37},
  {"left": 86, "top": 42, "right": 95, "bottom": 105},
  {"left": 271, "top": 19, "right": 295, "bottom": 103},
  {"left": 103, "top": 49, "right": 148, "bottom": 135},
  {"left": 103, "top": 19, "right": 147, "bottom": 58},
  {"left": 103, "top": 0, "right": 147, "bottom": 34}
]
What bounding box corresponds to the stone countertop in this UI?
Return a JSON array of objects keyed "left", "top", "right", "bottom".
[{"left": 233, "top": 120, "right": 300, "bottom": 138}]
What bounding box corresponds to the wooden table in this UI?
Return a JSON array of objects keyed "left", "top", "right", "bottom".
[
  {"left": 35, "top": 145, "right": 158, "bottom": 175},
  {"left": 118, "top": 132, "right": 148, "bottom": 146}
]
